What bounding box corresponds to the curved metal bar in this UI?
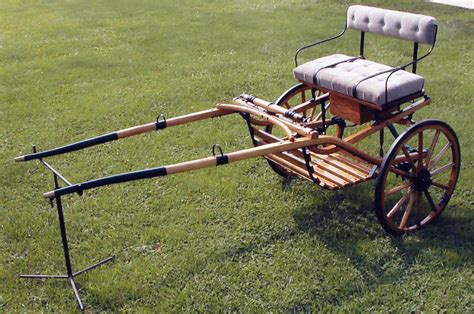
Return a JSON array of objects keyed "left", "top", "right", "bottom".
[
  {"left": 352, "top": 42, "right": 436, "bottom": 106},
  {"left": 294, "top": 25, "right": 347, "bottom": 67},
  {"left": 302, "top": 147, "right": 319, "bottom": 184}
]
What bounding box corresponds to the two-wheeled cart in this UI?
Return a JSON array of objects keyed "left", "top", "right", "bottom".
[{"left": 16, "top": 5, "right": 460, "bottom": 310}]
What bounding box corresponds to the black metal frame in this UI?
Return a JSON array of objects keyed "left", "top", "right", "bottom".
[{"left": 20, "top": 146, "right": 115, "bottom": 311}]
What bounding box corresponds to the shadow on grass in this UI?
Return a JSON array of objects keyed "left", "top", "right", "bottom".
[{"left": 289, "top": 181, "right": 473, "bottom": 309}]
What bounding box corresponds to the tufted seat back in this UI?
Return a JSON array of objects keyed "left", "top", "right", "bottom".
[{"left": 347, "top": 5, "right": 437, "bottom": 45}]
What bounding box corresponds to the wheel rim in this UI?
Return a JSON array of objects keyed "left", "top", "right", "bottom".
[{"left": 376, "top": 121, "right": 460, "bottom": 234}]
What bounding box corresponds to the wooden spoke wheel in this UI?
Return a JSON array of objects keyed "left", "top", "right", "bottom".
[
  {"left": 375, "top": 120, "right": 460, "bottom": 235},
  {"left": 265, "top": 83, "right": 324, "bottom": 178}
]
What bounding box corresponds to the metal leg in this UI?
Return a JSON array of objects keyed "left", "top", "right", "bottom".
[
  {"left": 19, "top": 274, "right": 68, "bottom": 279},
  {"left": 69, "top": 277, "right": 84, "bottom": 311},
  {"left": 73, "top": 256, "right": 115, "bottom": 277},
  {"left": 55, "top": 195, "right": 73, "bottom": 277},
  {"left": 20, "top": 174, "right": 114, "bottom": 310}
]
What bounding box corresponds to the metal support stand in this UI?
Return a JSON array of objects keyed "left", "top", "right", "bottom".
[{"left": 19, "top": 146, "right": 114, "bottom": 311}]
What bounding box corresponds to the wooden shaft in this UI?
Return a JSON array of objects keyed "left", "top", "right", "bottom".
[
  {"left": 15, "top": 108, "right": 234, "bottom": 162},
  {"left": 116, "top": 122, "right": 157, "bottom": 139},
  {"left": 238, "top": 94, "right": 286, "bottom": 115},
  {"left": 248, "top": 116, "right": 272, "bottom": 126},
  {"left": 227, "top": 137, "right": 319, "bottom": 163},
  {"left": 43, "top": 137, "right": 320, "bottom": 199},
  {"left": 229, "top": 99, "right": 318, "bottom": 138},
  {"left": 116, "top": 108, "right": 233, "bottom": 138},
  {"left": 216, "top": 103, "right": 295, "bottom": 141},
  {"left": 237, "top": 94, "right": 307, "bottom": 122},
  {"left": 165, "top": 108, "right": 233, "bottom": 127}
]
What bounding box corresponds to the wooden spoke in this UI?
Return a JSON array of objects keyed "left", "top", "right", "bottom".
[
  {"left": 387, "top": 190, "right": 410, "bottom": 218},
  {"left": 431, "top": 181, "right": 450, "bottom": 190},
  {"left": 301, "top": 90, "right": 306, "bottom": 103},
  {"left": 309, "top": 106, "right": 316, "bottom": 121},
  {"left": 399, "top": 192, "right": 416, "bottom": 229},
  {"left": 385, "top": 183, "right": 409, "bottom": 197},
  {"left": 292, "top": 100, "right": 317, "bottom": 114},
  {"left": 430, "top": 162, "right": 454, "bottom": 176},
  {"left": 401, "top": 146, "right": 416, "bottom": 171},
  {"left": 375, "top": 121, "right": 460, "bottom": 235},
  {"left": 423, "top": 189, "right": 438, "bottom": 212},
  {"left": 388, "top": 165, "right": 411, "bottom": 179},
  {"left": 417, "top": 131, "right": 423, "bottom": 171},
  {"left": 425, "top": 129, "right": 440, "bottom": 166},
  {"left": 429, "top": 142, "right": 452, "bottom": 169},
  {"left": 313, "top": 103, "right": 329, "bottom": 122}
]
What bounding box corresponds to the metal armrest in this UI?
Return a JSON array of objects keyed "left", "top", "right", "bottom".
[
  {"left": 352, "top": 43, "right": 436, "bottom": 105},
  {"left": 294, "top": 25, "right": 347, "bottom": 67}
]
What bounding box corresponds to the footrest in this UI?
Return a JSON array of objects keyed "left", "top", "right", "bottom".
[{"left": 309, "top": 152, "right": 374, "bottom": 189}]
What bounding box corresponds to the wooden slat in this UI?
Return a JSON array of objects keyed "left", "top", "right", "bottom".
[
  {"left": 311, "top": 166, "right": 348, "bottom": 187},
  {"left": 311, "top": 154, "right": 368, "bottom": 179},
  {"left": 269, "top": 151, "right": 341, "bottom": 189},
  {"left": 268, "top": 149, "right": 339, "bottom": 189},
  {"left": 330, "top": 154, "right": 372, "bottom": 174},
  {"left": 252, "top": 128, "right": 376, "bottom": 188},
  {"left": 312, "top": 160, "right": 358, "bottom": 183},
  {"left": 265, "top": 154, "right": 311, "bottom": 181}
]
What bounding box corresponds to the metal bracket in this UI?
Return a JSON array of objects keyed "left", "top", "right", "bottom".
[
  {"left": 156, "top": 114, "right": 167, "bottom": 129},
  {"left": 212, "top": 144, "right": 228, "bottom": 166}
]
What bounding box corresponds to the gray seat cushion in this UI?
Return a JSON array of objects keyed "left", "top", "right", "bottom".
[
  {"left": 347, "top": 5, "right": 437, "bottom": 46},
  {"left": 293, "top": 54, "right": 425, "bottom": 106}
]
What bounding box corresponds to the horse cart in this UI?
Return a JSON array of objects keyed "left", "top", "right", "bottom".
[{"left": 16, "top": 5, "right": 460, "bottom": 310}]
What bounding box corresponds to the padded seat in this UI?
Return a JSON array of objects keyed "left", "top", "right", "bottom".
[{"left": 293, "top": 54, "right": 425, "bottom": 106}]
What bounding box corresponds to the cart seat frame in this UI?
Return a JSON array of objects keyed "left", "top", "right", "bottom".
[{"left": 294, "top": 5, "right": 438, "bottom": 109}]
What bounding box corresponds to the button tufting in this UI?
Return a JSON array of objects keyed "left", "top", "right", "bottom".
[{"left": 293, "top": 53, "right": 425, "bottom": 105}]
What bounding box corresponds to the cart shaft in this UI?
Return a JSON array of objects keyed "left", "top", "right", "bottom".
[
  {"left": 43, "top": 137, "right": 320, "bottom": 199},
  {"left": 15, "top": 108, "right": 233, "bottom": 162}
]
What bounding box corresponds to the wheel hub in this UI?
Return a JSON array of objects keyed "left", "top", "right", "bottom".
[{"left": 413, "top": 168, "right": 432, "bottom": 191}]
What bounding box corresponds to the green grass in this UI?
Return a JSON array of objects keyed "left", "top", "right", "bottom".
[{"left": 1, "top": 0, "right": 473, "bottom": 311}]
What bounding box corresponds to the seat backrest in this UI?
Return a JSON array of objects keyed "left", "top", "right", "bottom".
[{"left": 347, "top": 5, "right": 437, "bottom": 45}]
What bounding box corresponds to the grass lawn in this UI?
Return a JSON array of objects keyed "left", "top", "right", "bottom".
[{"left": 1, "top": 0, "right": 473, "bottom": 311}]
